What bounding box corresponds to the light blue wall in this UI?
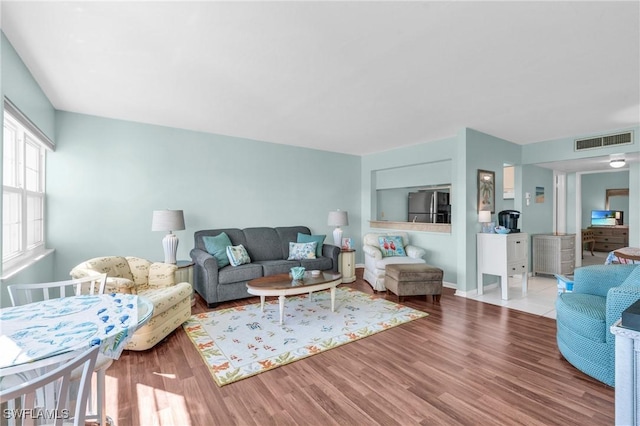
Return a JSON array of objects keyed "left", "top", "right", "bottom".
[
  {"left": 463, "top": 129, "right": 524, "bottom": 289},
  {"left": 520, "top": 164, "right": 554, "bottom": 236},
  {"left": 524, "top": 127, "right": 640, "bottom": 247},
  {"left": 1, "top": 33, "right": 57, "bottom": 305},
  {"left": 49, "top": 112, "right": 362, "bottom": 281},
  {"left": 361, "top": 136, "right": 460, "bottom": 284},
  {"left": 1, "top": 34, "right": 55, "bottom": 141}
]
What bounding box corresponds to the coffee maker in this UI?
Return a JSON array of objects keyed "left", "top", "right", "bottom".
[{"left": 498, "top": 210, "right": 521, "bottom": 233}]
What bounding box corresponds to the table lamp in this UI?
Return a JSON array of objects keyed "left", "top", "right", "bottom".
[
  {"left": 328, "top": 210, "right": 349, "bottom": 246},
  {"left": 478, "top": 210, "right": 492, "bottom": 233},
  {"left": 152, "top": 209, "right": 185, "bottom": 264}
]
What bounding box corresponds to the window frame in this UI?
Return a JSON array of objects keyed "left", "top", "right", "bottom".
[{"left": 2, "top": 99, "right": 53, "bottom": 275}]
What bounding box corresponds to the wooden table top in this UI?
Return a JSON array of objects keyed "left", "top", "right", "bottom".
[{"left": 247, "top": 271, "right": 342, "bottom": 290}]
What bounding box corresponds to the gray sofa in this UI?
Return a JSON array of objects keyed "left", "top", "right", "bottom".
[{"left": 190, "top": 226, "right": 341, "bottom": 307}]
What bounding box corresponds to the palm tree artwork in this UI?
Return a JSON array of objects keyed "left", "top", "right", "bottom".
[{"left": 478, "top": 170, "right": 495, "bottom": 213}]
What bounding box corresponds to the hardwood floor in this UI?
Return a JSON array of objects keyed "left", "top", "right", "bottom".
[{"left": 105, "top": 269, "right": 614, "bottom": 425}]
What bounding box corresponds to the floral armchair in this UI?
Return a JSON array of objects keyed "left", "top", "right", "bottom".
[{"left": 70, "top": 256, "right": 192, "bottom": 351}]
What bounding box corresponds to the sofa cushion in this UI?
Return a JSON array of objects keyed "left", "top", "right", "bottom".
[
  {"left": 287, "top": 242, "right": 317, "bottom": 260},
  {"left": 378, "top": 236, "right": 407, "bottom": 257},
  {"left": 203, "top": 232, "right": 232, "bottom": 268},
  {"left": 297, "top": 233, "right": 325, "bottom": 257},
  {"left": 254, "top": 260, "right": 300, "bottom": 276},
  {"left": 226, "top": 244, "right": 251, "bottom": 266},
  {"left": 556, "top": 292, "right": 607, "bottom": 343},
  {"left": 243, "top": 227, "right": 283, "bottom": 261},
  {"left": 301, "top": 257, "right": 333, "bottom": 271},
  {"left": 218, "top": 263, "right": 263, "bottom": 284}
]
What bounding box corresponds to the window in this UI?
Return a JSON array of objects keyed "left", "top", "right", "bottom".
[{"left": 2, "top": 99, "right": 53, "bottom": 272}]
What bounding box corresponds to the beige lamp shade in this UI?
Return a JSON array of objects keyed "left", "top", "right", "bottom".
[
  {"left": 478, "top": 211, "right": 492, "bottom": 223},
  {"left": 151, "top": 210, "right": 185, "bottom": 232}
]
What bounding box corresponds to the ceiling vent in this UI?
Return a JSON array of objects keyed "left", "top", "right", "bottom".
[{"left": 575, "top": 131, "right": 633, "bottom": 151}]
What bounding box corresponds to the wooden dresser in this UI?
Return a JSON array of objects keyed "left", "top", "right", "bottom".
[{"left": 589, "top": 226, "right": 629, "bottom": 252}]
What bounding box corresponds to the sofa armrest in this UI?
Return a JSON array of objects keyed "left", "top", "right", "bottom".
[
  {"left": 405, "top": 244, "right": 426, "bottom": 259},
  {"left": 190, "top": 248, "right": 220, "bottom": 306},
  {"left": 363, "top": 245, "right": 382, "bottom": 260},
  {"left": 148, "top": 262, "right": 178, "bottom": 288},
  {"left": 574, "top": 265, "right": 637, "bottom": 297},
  {"left": 322, "top": 244, "right": 341, "bottom": 273}
]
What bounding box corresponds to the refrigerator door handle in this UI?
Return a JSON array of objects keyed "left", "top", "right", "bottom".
[{"left": 430, "top": 192, "right": 436, "bottom": 223}]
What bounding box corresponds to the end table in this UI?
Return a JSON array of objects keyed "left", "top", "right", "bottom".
[
  {"left": 175, "top": 260, "right": 195, "bottom": 306},
  {"left": 339, "top": 249, "right": 356, "bottom": 283}
]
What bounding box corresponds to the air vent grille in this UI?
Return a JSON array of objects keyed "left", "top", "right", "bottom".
[{"left": 575, "top": 131, "right": 633, "bottom": 151}]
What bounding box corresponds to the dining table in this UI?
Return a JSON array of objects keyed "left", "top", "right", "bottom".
[
  {"left": 0, "top": 293, "right": 153, "bottom": 375},
  {"left": 605, "top": 247, "right": 640, "bottom": 265}
]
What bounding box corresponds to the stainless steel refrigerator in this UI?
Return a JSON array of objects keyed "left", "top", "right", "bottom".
[{"left": 408, "top": 191, "right": 451, "bottom": 223}]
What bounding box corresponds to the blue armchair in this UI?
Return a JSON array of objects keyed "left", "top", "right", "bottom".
[{"left": 556, "top": 264, "right": 640, "bottom": 386}]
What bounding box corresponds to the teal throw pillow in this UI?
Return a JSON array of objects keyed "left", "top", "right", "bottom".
[
  {"left": 378, "top": 236, "right": 407, "bottom": 257},
  {"left": 297, "top": 233, "right": 326, "bottom": 257},
  {"left": 203, "top": 233, "right": 232, "bottom": 268},
  {"left": 288, "top": 242, "right": 317, "bottom": 260},
  {"left": 226, "top": 244, "right": 251, "bottom": 267}
]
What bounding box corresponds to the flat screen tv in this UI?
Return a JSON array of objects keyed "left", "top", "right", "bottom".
[{"left": 591, "top": 210, "right": 623, "bottom": 226}]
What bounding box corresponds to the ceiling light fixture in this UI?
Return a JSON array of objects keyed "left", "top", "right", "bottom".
[{"left": 610, "top": 154, "right": 626, "bottom": 169}]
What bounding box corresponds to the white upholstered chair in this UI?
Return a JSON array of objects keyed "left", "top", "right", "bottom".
[
  {"left": 70, "top": 256, "right": 192, "bottom": 351},
  {"left": 362, "top": 232, "right": 427, "bottom": 292}
]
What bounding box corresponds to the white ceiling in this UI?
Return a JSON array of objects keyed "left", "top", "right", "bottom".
[{"left": 1, "top": 1, "right": 639, "bottom": 157}]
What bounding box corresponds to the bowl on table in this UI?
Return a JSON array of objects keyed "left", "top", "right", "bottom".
[{"left": 494, "top": 226, "right": 511, "bottom": 234}]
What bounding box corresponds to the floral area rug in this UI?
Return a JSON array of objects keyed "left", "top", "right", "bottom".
[{"left": 183, "top": 287, "right": 428, "bottom": 386}]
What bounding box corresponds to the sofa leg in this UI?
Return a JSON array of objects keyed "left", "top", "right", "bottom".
[{"left": 207, "top": 302, "right": 219, "bottom": 309}]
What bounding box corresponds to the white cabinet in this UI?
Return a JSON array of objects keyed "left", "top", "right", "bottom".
[
  {"left": 339, "top": 249, "right": 356, "bottom": 283},
  {"left": 477, "top": 233, "right": 529, "bottom": 300},
  {"left": 532, "top": 234, "right": 575, "bottom": 276},
  {"left": 611, "top": 320, "right": 640, "bottom": 425}
]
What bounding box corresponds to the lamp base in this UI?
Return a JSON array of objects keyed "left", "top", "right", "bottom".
[
  {"left": 333, "top": 227, "right": 343, "bottom": 247},
  {"left": 162, "top": 233, "right": 179, "bottom": 264}
]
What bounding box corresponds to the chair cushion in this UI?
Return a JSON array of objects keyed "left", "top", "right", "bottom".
[
  {"left": 373, "top": 256, "right": 426, "bottom": 270},
  {"left": 556, "top": 292, "right": 607, "bottom": 343}
]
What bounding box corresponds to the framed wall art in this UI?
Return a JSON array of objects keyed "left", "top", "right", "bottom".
[{"left": 478, "top": 169, "right": 495, "bottom": 213}]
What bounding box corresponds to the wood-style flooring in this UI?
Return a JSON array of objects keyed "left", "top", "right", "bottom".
[{"left": 105, "top": 269, "right": 614, "bottom": 426}]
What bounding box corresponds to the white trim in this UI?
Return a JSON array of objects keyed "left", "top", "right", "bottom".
[
  {"left": 3, "top": 97, "right": 54, "bottom": 151},
  {"left": 0, "top": 248, "right": 55, "bottom": 281}
]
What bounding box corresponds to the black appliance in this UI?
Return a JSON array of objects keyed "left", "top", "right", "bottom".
[
  {"left": 498, "top": 210, "right": 521, "bottom": 233},
  {"left": 408, "top": 191, "right": 451, "bottom": 224}
]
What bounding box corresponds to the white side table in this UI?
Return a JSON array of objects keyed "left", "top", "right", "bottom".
[
  {"left": 175, "top": 260, "right": 195, "bottom": 306},
  {"left": 339, "top": 249, "right": 356, "bottom": 283}
]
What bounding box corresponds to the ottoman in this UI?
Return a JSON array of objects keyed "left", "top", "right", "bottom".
[{"left": 385, "top": 263, "right": 443, "bottom": 303}]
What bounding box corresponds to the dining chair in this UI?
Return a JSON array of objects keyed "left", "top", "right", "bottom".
[
  {"left": 0, "top": 346, "right": 99, "bottom": 426},
  {"left": 7, "top": 274, "right": 107, "bottom": 306},
  {"left": 6, "top": 275, "right": 112, "bottom": 426}
]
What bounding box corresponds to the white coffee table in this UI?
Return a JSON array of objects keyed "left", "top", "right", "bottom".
[{"left": 247, "top": 271, "right": 342, "bottom": 325}]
